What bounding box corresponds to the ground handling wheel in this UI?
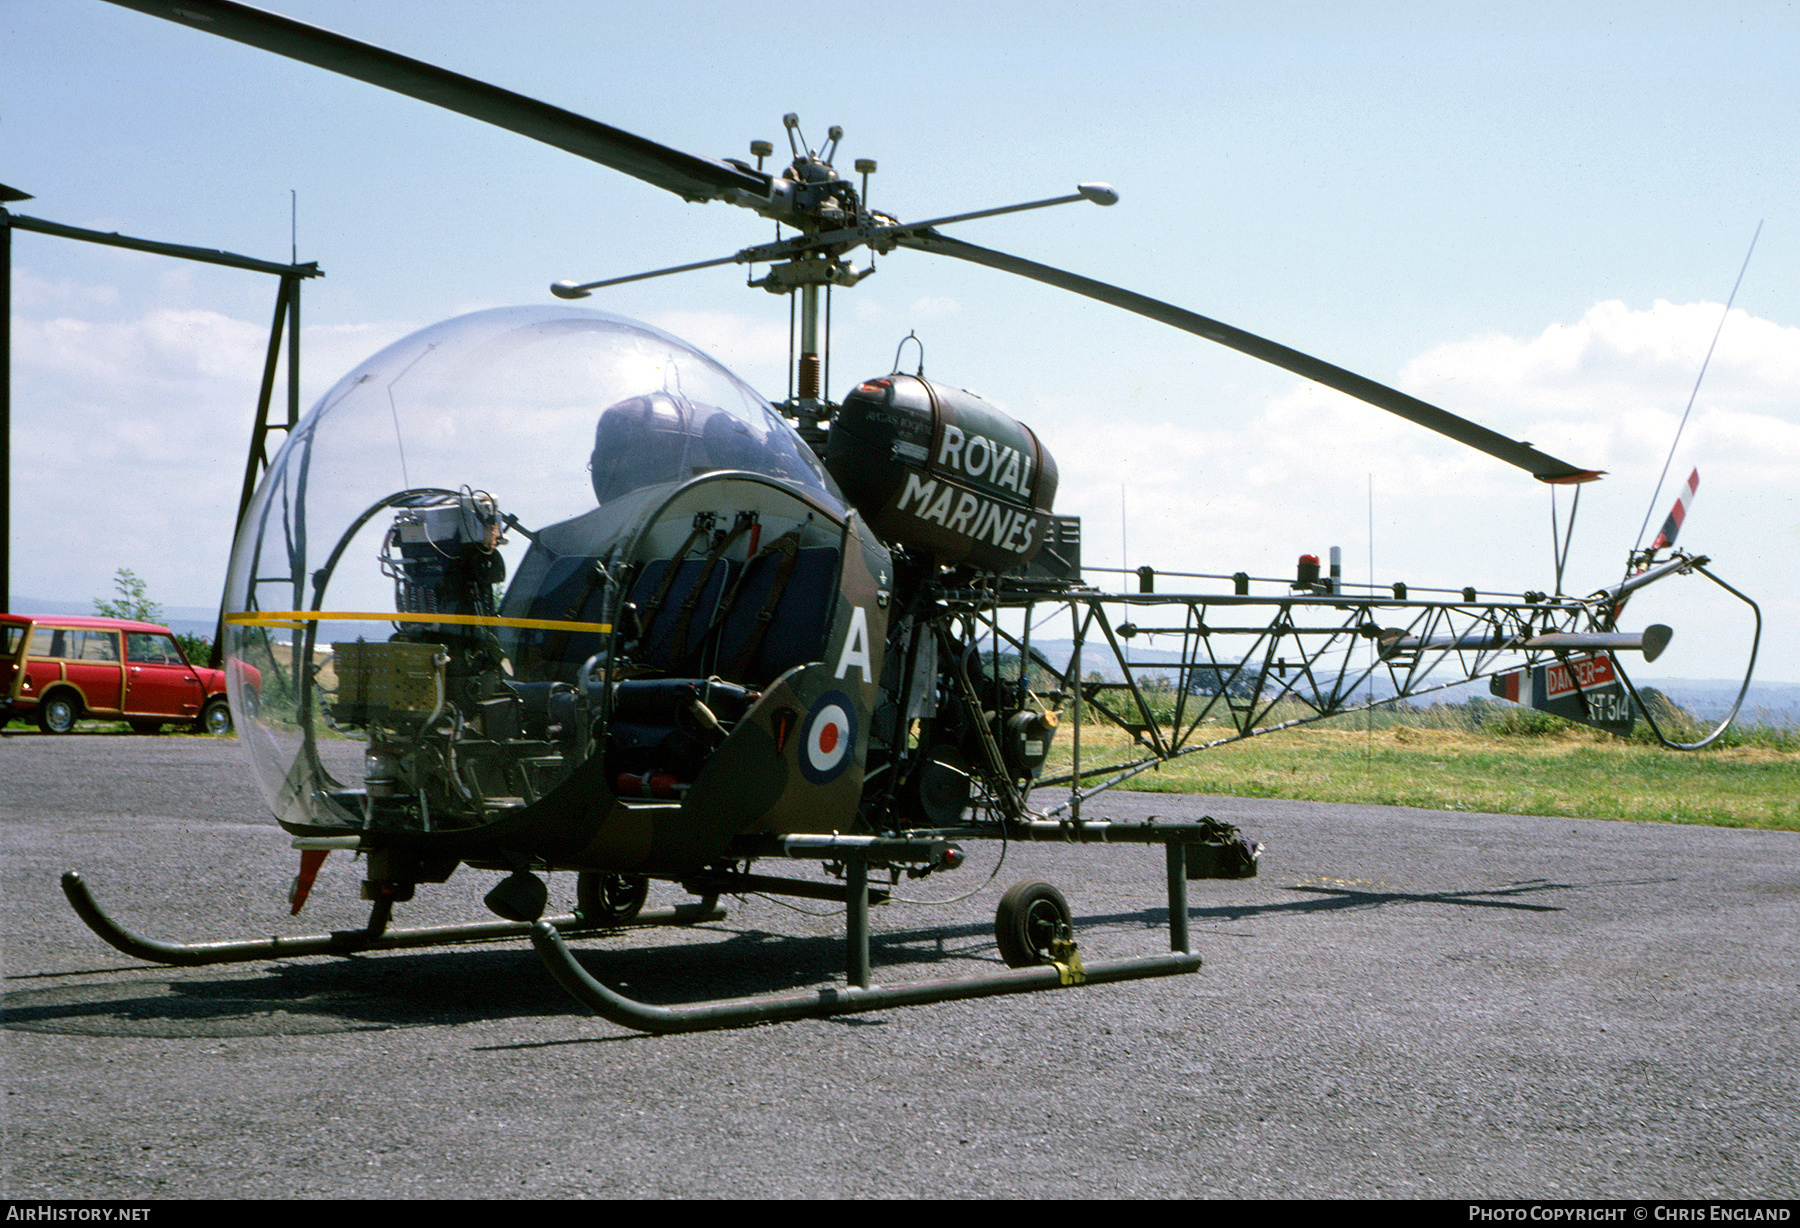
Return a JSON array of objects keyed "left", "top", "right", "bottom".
[
  {"left": 576, "top": 872, "right": 650, "bottom": 926},
  {"left": 994, "top": 879, "right": 1073, "bottom": 968}
]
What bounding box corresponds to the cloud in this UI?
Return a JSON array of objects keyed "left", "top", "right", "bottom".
[
  {"left": 10, "top": 271, "right": 121, "bottom": 312},
  {"left": 905, "top": 296, "right": 961, "bottom": 320},
  {"left": 11, "top": 295, "right": 1797, "bottom": 679},
  {"left": 1401, "top": 299, "right": 1800, "bottom": 434},
  {"left": 10, "top": 306, "right": 419, "bottom": 613},
  {"left": 1031, "top": 300, "right": 1800, "bottom": 678},
  {"left": 645, "top": 309, "right": 790, "bottom": 392},
  {"left": 305, "top": 321, "right": 420, "bottom": 385}
]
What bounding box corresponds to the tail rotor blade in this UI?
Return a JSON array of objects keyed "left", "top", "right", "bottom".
[{"left": 1650, "top": 469, "right": 1700, "bottom": 550}]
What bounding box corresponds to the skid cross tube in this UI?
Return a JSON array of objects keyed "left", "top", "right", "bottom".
[
  {"left": 730, "top": 832, "right": 966, "bottom": 989},
  {"left": 62, "top": 871, "right": 723, "bottom": 967}
]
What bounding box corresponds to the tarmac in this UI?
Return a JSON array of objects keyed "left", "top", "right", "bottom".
[{"left": 2, "top": 733, "right": 1795, "bottom": 1199}]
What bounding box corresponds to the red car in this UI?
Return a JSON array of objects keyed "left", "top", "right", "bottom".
[{"left": 0, "top": 613, "right": 240, "bottom": 735}]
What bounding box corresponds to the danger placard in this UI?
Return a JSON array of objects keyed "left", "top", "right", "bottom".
[{"left": 1543, "top": 653, "right": 1616, "bottom": 700}]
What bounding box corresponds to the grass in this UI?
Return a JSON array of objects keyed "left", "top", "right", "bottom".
[
  {"left": 1043, "top": 718, "right": 1800, "bottom": 832},
  {"left": 32, "top": 698, "right": 1800, "bottom": 833},
  {"left": 10, "top": 719, "right": 225, "bottom": 737}
]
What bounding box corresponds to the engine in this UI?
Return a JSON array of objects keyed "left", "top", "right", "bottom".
[
  {"left": 825, "top": 374, "right": 1058, "bottom": 573},
  {"left": 324, "top": 490, "right": 580, "bottom": 826}
]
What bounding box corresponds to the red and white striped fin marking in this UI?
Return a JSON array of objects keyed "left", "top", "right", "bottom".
[{"left": 1650, "top": 469, "right": 1700, "bottom": 550}]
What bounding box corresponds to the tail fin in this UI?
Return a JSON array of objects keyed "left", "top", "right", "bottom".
[{"left": 1491, "top": 652, "right": 1636, "bottom": 734}]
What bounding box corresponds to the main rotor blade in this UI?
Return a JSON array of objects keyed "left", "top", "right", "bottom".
[
  {"left": 895, "top": 231, "right": 1601, "bottom": 484},
  {"left": 102, "top": 0, "right": 767, "bottom": 205}
]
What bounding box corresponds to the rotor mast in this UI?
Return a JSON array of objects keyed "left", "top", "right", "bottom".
[{"left": 747, "top": 115, "right": 876, "bottom": 449}]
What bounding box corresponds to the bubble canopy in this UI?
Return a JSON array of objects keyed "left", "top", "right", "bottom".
[{"left": 222, "top": 305, "right": 842, "bottom": 825}]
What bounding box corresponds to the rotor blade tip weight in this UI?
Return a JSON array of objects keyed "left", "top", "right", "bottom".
[
  {"left": 1078, "top": 182, "right": 1119, "bottom": 206},
  {"left": 550, "top": 281, "right": 591, "bottom": 300}
]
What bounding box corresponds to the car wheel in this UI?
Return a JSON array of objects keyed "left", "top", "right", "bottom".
[
  {"left": 199, "top": 697, "right": 234, "bottom": 736},
  {"left": 38, "top": 693, "right": 80, "bottom": 735}
]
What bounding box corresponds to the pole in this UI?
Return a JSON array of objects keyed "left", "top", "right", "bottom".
[{"left": 1, "top": 211, "right": 11, "bottom": 612}]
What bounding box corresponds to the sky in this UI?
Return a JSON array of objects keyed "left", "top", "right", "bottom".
[{"left": 5, "top": 0, "right": 1798, "bottom": 682}]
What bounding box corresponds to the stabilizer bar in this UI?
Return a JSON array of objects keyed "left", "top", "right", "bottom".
[
  {"left": 530, "top": 920, "right": 1201, "bottom": 1034},
  {"left": 1382, "top": 624, "right": 1671, "bottom": 661},
  {"left": 62, "top": 870, "right": 724, "bottom": 967}
]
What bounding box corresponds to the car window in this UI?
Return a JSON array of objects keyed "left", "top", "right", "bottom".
[
  {"left": 73, "top": 630, "right": 121, "bottom": 662},
  {"left": 29, "top": 628, "right": 66, "bottom": 658},
  {"left": 126, "top": 632, "right": 184, "bottom": 665},
  {"left": 1, "top": 627, "right": 22, "bottom": 657}
]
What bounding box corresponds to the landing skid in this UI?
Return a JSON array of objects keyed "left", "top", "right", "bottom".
[
  {"left": 532, "top": 921, "right": 1201, "bottom": 1033},
  {"left": 61, "top": 870, "right": 724, "bottom": 967},
  {"left": 65, "top": 822, "right": 1238, "bottom": 1032},
  {"left": 526, "top": 828, "right": 1223, "bottom": 1034}
]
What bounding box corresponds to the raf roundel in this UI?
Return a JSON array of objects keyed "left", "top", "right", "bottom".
[{"left": 798, "top": 691, "right": 858, "bottom": 785}]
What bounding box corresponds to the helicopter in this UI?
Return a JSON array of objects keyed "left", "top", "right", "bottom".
[{"left": 55, "top": 0, "right": 1761, "bottom": 1033}]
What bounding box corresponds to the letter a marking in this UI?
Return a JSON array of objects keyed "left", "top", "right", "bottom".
[{"left": 835, "top": 606, "right": 873, "bottom": 681}]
